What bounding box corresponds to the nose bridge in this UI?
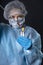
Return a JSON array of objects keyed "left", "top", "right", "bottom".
[{"left": 15, "top": 16, "right": 18, "bottom": 21}]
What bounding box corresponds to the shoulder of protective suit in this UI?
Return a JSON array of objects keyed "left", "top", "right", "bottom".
[
  {"left": 0, "top": 23, "right": 12, "bottom": 29},
  {"left": 0, "top": 23, "right": 10, "bottom": 28},
  {"left": 26, "top": 26, "right": 41, "bottom": 38},
  {"left": 0, "top": 23, "right": 14, "bottom": 34}
]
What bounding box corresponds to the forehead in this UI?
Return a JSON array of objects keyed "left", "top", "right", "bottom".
[{"left": 9, "top": 9, "right": 24, "bottom": 17}]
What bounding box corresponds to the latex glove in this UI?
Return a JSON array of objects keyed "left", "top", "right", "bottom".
[{"left": 17, "top": 36, "right": 32, "bottom": 50}]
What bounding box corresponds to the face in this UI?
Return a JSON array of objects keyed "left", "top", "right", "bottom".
[{"left": 8, "top": 9, "right": 25, "bottom": 28}]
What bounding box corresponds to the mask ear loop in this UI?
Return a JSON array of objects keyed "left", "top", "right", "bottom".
[{"left": 0, "top": 5, "right": 4, "bottom": 10}]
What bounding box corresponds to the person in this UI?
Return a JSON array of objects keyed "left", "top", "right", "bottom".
[{"left": 3, "top": 0, "right": 43, "bottom": 65}]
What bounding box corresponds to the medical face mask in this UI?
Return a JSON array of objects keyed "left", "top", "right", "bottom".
[
  {"left": 17, "top": 17, "right": 25, "bottom": 25},
  {"left": 9, "top": 19, "right": 19, "bottom": 28},
  {"left": 9, "top": 17, "right": 25, "bottom": 28}
]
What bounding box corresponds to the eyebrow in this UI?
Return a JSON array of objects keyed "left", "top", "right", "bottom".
[{"left": 8, "top": 14, "right": 24, "bottom": 18}]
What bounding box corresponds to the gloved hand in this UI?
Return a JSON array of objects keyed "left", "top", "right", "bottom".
[{"left": 17, "top": 36, "right": 32, "bottom": 50}]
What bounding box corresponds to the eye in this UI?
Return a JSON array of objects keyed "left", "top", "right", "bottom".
[
  {"left": 12, "top": 16, "right": 15, "bottom": 18},
  {"left": 8, "top": 16, "right": 15, "bottom": 19},
  {"left": 18, "top": 17, "right": 23, "bottom": 21}
]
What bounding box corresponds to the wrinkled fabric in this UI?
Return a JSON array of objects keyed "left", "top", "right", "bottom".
[{"left": 0, "top": 24, "right": 42, "bottom": 65}]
